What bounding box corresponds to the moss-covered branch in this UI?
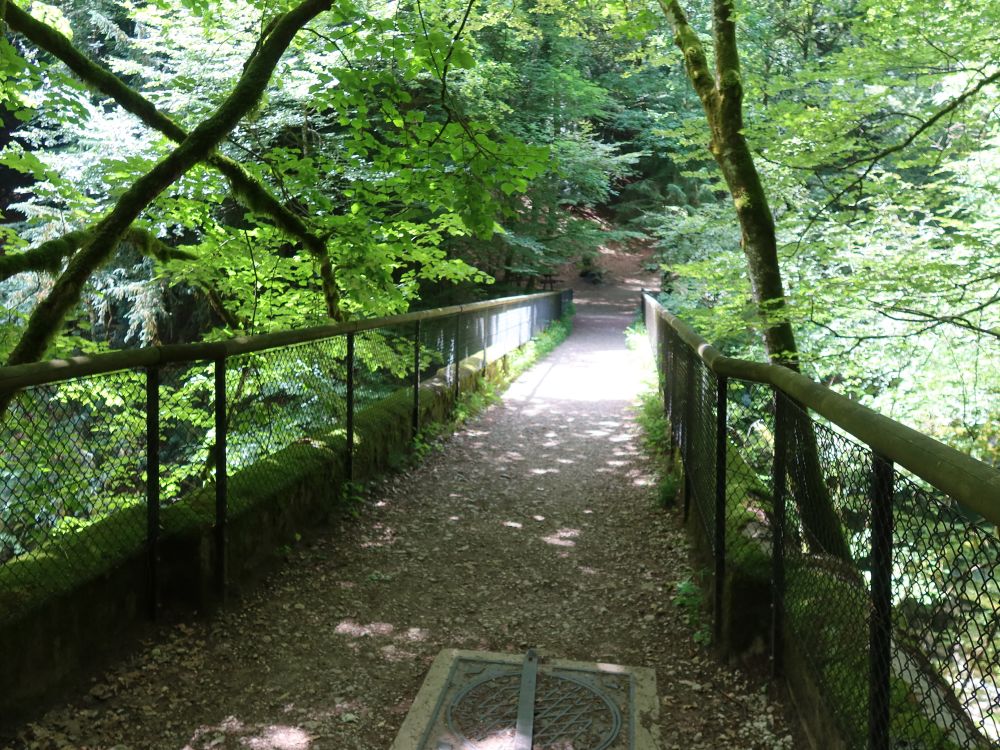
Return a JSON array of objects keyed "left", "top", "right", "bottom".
[
  {"left": 3, "top": 1, "right": 343, "bottom": 321},
  {"left": 4, "top": 0, "right": 333, "bottom": 370},
  {"left": 657, "top": 0, "right": 718, "bottom": 109},
  {"left": 0, "top": 230, "right": 90, "bottom": 281},
  {"left": 0, "top": 228, "right": 196, "bottom": 282}
]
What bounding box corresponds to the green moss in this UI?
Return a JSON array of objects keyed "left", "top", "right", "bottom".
[{"left": 0, "top": 503, "right": 146, "bottom": 620}]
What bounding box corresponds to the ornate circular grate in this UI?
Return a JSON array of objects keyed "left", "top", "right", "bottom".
[{"left": 446, "top": 671, "right": 622, "bottom": 750}]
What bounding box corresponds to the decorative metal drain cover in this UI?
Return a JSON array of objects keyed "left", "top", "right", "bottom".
[{"left": 390, "top": 650, "right": 661, "bottom": 750}]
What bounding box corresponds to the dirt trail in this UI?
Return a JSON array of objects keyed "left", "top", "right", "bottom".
[{"left": 6, "top": 247, "right": 801, "bottom": 750}]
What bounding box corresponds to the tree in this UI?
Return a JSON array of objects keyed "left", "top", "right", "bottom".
[
  {"left": 0, "top": 0, "right": 548, "bottom": 363},
  {"left": 657, "top": 0, "right": 852, "bottom": 561},
  {"left": 657, "top": 0, "right": 799, "bottom": 366},
  {"left": 1, "top": 0, "right": 337, "bottom": 372}
]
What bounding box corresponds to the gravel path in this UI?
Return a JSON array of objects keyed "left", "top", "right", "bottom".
[{"left": 5, "top": 253, "right": 802, "bottom": 750}]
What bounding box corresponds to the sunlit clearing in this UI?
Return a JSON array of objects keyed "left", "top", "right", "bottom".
[
  {"left": 503, "top": 521, "right": 523, "bottom": 529},
  {"left": 335, "top": 620, "right": 395, "bottom": 637},
  {"left": 244, "top": 726, "right": 312, "bottom": 750}
]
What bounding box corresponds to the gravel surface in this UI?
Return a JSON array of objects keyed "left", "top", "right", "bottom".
[{"left": 4, "top": 250, "right": 804, "bottom": 750}]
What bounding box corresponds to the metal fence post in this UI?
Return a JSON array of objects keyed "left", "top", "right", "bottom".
[
  {"left": 214, "top": 357, "right": 228, "bottom": 598},
  {"left": 346, "top": 332, "right": 355, "bottom": 482},
  {"left": 453, "top": 313, "right": 461, "bottom": 399},
  {"left": 771, "top": 391, "right": 788, "bottom": 677},
  {"left": 682, "top": 347, "right": 696, "bottom": 523},
  {"left": 869, "top": 453, "right": 894, "bottom": 750},
  {"left": 146, "top": 365, "right": 160, "bottom": 620},
  {"left": 714, "top": 375, "right": 728, "bottom": 642},
  {"left": 412, "top": 321, "right": 421, "bottom": 438}
]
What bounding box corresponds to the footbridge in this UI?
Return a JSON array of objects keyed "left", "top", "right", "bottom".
[{"left": 0, "top": 283, "right": 997, "bottom": 750}]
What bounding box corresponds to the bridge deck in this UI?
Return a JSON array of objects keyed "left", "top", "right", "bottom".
[{"left": 6, "top": 258, "right": 801, "bottom": 749}]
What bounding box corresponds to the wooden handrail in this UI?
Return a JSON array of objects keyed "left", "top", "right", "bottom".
[{"left": 0, "top": 292, "right": 560, "bottom": 391}]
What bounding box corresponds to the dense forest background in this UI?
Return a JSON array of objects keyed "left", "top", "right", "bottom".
[{"left": 1, "top": 0, "right": 997, "bottom": 463}]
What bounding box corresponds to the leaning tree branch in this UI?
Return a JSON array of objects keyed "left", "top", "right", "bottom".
[
  {"left": 3, "top": 2, "right": 344, "bottom": 320},
  {"left": 0, "top": 230, "right": 91, "bottom": 281},
  {"left": 879, "top": 291, "right": 1000, "bottom": 340},
  {"left": 4, "top": 0, "right": 332, "bottom": 371}
]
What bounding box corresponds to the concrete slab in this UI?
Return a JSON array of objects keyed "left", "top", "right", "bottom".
[{"left": 391, "top": 649, "right": 661, "bottom": 750}]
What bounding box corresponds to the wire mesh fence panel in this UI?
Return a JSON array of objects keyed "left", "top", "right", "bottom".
[
  {"left": 691, "top": 356, "right": 717, "bottom": 544},
  {"left": 225, "top": 340, "right": 347, "bottom": 511},
  {"left": 417, "top": 316, "right": 453, "bottom": 383},
  {"left": 457, "top": 309, "right": 477, "bottom": 367},
  {"left": 355, "top": 324, "right": 416, "bottom": 414},
  {"left": 889, "top": 473, "right": 1000, "bottom": 748},
  {"left": 159, "top": 361, "right": 216, "bottom": 510},
  {"left": 0, "top": 370, "right": 147, "bottom": 622},
  {"left": 779, "top": 398, "right": 875, "bottom": 749},
  {"left": 724, "top": 380, "right": 774, "bottom": 571},
  {"left": 493, "top": 301, "right": 534, "bottom": 357}
]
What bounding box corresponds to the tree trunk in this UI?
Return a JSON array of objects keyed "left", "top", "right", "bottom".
[{"left": 659, "top": 0, "right": 852, "bottom": 562}]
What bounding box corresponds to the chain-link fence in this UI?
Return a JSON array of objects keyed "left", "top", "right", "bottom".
[
  {"left": 643, "top": 292, "right": 1000, "bottom": 749},
  {"left": 0, "top": 291, "right": 571, "bottom": 626}
]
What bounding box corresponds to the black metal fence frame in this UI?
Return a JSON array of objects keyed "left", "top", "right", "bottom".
[
  {"left": 0, "top": 290, "right": 572, "bottom": 622},
  {"left": 642, "top": 292, "right": 1000, "bottom": 749}
]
